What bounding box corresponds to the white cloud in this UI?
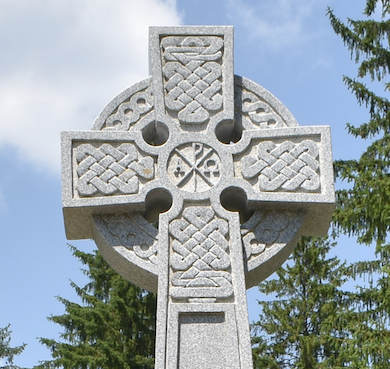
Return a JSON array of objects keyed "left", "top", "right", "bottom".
[
  {"left": 226, "top": 0, "right": 317, "bottom": 50},
  {"left": 0, "top": 0, "right": 182, "bottom": 174}
]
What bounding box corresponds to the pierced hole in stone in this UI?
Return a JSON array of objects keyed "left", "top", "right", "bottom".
[
  {"left": 220, "top": 187, "right": 253, "bottom": 223},
  {"left": 142, "top": 121, "right": 169, "bottom": 146},
  {"left": 215, "top": 119, "right": 242, "bottom": 144},
  {"left": 268, "top": 119, "right": 276, "bottom": 125},
  {"left": 126, "top": 234, "right": 136, "bottom": 243},
  {"left": 256, "top": 108, "right": 265, "bottom": 114},
  {"left": 137, "top": 98, "right": 146, "bottom": 105},
  {"left": 140, "top": 244, "right": 149, "bottom": 251},
  {"left": 124, "top": 108, "right": 132, "bottom": 114},
  {"left": 143, "top": 188, "right": 173, "bottom": 223}
]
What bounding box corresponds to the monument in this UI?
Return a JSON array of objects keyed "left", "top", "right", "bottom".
[{"left": 62, "top": 26, "right": 335, "bottom": 368}]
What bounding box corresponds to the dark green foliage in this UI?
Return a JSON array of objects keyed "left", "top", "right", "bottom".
[
  {"left": 337, "top": 248, "right": 390, "bottom": 368},
  {"left": 37, "top": 246, "right": 156, "bottom": 369},
  {"left": 251, "top": 237, "right": 349, "bottom": 369},
  {"left": 0, "top": 325, "right": 26, "bottom": 369},
  {"left": 328, "top": 1, "right": 390, "bottom": 246},
  {"left": 327, "top": 1, "right": 390, "bottom": 367}
]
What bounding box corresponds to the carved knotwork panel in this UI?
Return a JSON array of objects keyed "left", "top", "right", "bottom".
[
  {"left": 161, "top": 36, "right": 224, "bottom": 125},
  {"left": 237, "top": 137, "right": 321, "bottom": 193},
  {"left": 74, "top": 142, "right": 155, "bottom": 197},
  {"left": 104, "top": 85, "right": 154, "bottom": 131},
  {"left": 241, "top": 210, "right": 304, "bottom": 264},
  {"left": 235, "top": 87, "right": 284, "bottom": 129},
  {"left": 92, "top": 79, "right": 154, "bottom": 131},
  {"left": 169, "top": 206, "right": 233, "bottom": 301},
  {"left": 95, "top": 212, "right": 159, "bottom": 265}
]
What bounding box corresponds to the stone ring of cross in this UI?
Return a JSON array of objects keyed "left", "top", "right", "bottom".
[{"left": 62, "top": 26, "right": 334, "bottom": 369}]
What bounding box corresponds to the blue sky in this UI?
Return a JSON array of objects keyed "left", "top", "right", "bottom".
[{"left": 0, "top": 0, "right": 376, "bottom": 366}]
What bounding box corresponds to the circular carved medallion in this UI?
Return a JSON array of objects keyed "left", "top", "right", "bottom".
[{"left": 167, "top": 142, "right": 221, "bottom": 192}]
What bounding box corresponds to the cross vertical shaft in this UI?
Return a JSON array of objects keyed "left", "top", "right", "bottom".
[{"left": 148, "top": 27, "right": 253, "bottom": 368}]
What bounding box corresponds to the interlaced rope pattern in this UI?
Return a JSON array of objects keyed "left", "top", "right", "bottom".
[
  {"left": 76, "top": 143, "right": 154, "bottom": 196},
  {"left": 104, "top": 86, "right": 154, "bottom": 130},
  {"left": 242, "top": 140, "right": 320, "bottom": 192},
  {"left": 162, "top": 36, "right": 224, "bottom": 124},
  {"left": 237, "top": 89, "right": 285, "bottom": 128},
  {"left": 241, "top": 210, "right": 300, "bottom": 262},
  {"left": 97, "top": 213, "right": 158, "bottom": 265},
  {"left": 169, "top": 207, "right": 233, "bottom": 299}
]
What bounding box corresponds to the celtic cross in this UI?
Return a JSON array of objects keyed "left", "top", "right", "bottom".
[{"left": 62, "top": 26, "right": 335, "bottom": 369}]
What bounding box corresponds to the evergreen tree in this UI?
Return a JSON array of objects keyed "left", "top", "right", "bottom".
[
  {"left": 252, "top": 2, "right": 390, "bottom": 367},
  {"left": 326, "top": 1, "right": 390, "bottom": 367},
  {"left": 328, "top": 0, "right": 390, "bottom": 246},
  {"left": 251, "top": 237, "right": 349, "bottom": 369},
  {"left": 0, "top": 325, "right": 26, "bottom": 369},
  {"left": 37, "top": 246, "right": 156, "bottom": 369}
]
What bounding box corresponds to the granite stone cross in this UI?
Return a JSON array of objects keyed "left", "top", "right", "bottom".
[{"left": 62, "top": 26, "right": 335, "bottom": 369}]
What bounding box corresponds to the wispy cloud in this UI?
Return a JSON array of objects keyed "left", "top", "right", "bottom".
[
  {"left": 226, "top": 0, "right": 317, "bottom": 50},
  {"left": 0, "top": 0, "right": 181, "bottom": 174}
]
